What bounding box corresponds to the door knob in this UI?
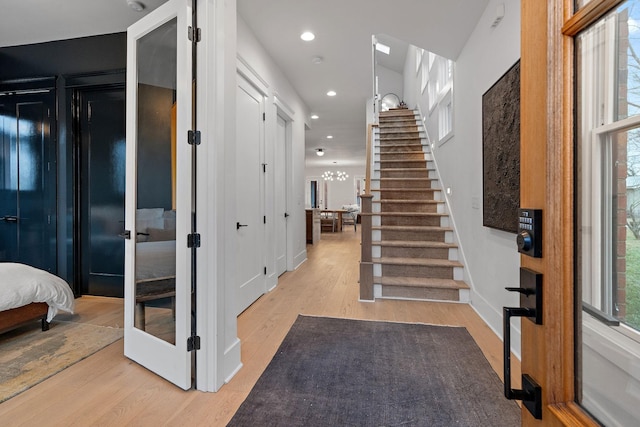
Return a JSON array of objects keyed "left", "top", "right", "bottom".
[
  {"left": 236, "top": 222, "right": 248, "bottom": 230},
  {"left": 119, "top": 230, "right": 132, "bottom": 239}
]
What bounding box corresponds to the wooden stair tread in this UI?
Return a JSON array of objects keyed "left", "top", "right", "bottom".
[
  {"left": 374, "top": 276, "right": 469, "bottom": 290},
  {"left": 376, "top": 159, "right": 427, "bottom": 163},
  {"left": 378, "top": 151, "right": 428, "bottom": 155},
  {"left": 373, "top": 212, "right": 446, "bottom": 216},
  {"left": 372, "top": 225, "right": 452, "bottom": 231},
  {"left": 376, "top": 199, "right": 444, "bottom": 203},
  {"left": 378, "top": 136, "right": 424, "bottom": 141},
  {"left": 380, "top": 167, "right": 434, "bottom": 172},
  {"left": 371, "top": 188, "right": 437, "bottom": 192},
  {"left": 379, "top": 126, "right": 420, "bottom": 130},
  {"left": 380, "top": 112, "right": 416, "bottom": 117},
  {"left": 373, "top": 240, "right": 456, "bottom": 248},
  {"left": 373, "top": 257, "right": 462, "bottom": 267},
  {"left": 372, "top": 178, "right": 435, "bottom": 182}
]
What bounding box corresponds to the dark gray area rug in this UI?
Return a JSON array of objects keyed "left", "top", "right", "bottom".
[{"left": 227, "top": 315, "right": 520, "bottom": 427}]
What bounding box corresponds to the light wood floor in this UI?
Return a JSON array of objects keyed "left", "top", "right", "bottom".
[{"left": 0, "top": 228, "right": 520, "bottom": 425}]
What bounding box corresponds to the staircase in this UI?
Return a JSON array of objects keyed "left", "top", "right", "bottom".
[{"left": 369, "top": 108, "right": 469, "bottom": 302}]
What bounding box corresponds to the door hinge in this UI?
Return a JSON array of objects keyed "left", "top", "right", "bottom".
[
  {"left": 264, "top": 266, "right": 267, "bottom": 275},
  {"left": 187, "top": 335, "right": 201, "bottom": 351},
  {"left": 187, "top": 233, "right": 201, "bottom": 248},
  {"left": 263, "top": 112, "right": 266, "bottom": 121},
  {"left": 263, "top": 216, "right": 266, "bottom": 224},
  {"left": 188, "top": 26, "right": 201, "bottom": 42},
  {"left": 188, "top": 130, "right": 201, "bottom": 145},
  {"left": 262, "top": 163, "right": 267, "bottom": 173}
]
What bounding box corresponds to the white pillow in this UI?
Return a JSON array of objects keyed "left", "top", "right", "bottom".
[{"left": 136, "top": 208, "right": 164, "bottom": 230}]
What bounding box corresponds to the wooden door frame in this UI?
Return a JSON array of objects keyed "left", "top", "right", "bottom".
[{"left": 521, "top": 0, "right": 623, "bottom": 425}]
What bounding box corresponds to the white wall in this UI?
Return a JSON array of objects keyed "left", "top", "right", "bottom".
[
  {"left": 403, "top": 0, "right": 522, "bottom": 357},
  {"left": 377, "top": 65, "right": 404, "bottom": 103},
  {"left": 305, "top": 166, "right": 366, "bottom": 209}
]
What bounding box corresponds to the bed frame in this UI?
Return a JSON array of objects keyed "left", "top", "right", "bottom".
[{"left": 0, "top": 302, "right": 49, "bottom": 335}]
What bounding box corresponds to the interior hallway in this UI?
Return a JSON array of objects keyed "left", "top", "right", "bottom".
[{"left": 0, "top": 228, "right": 519, "bottom": 425}]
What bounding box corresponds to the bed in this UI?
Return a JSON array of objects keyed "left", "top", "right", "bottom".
[{"left": 0, "top": 263, "right": 75, "bottom": 334}]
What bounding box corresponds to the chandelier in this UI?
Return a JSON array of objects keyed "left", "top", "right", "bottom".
[{"left": 322, "top": 171, "right": 349, "bottom": 181}]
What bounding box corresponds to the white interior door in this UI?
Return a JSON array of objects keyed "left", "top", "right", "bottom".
[
  {"left": 235, "top": 75, "right": 265, "bottom": 315},
  {"left": 275, "top": 115, "right": 288, "bottom": 276},
  {"left": 124, "top": 0, "right": 192, "bottom": 390}
]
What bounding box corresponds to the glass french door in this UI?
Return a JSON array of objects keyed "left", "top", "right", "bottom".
[{"left": 124, "top": 0, "right": 193, "bottom": 390}]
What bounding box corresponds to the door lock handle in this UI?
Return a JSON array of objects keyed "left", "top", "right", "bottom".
[
  {"left": 1, "top": 215, "right": 18, "bottom": 223},
  {"left": 284, "top": 212, "right": 290, "bottom": 218},
  {"left": 505, "top": 287, "right": 535, "bottom": 296},
  {"left": 236, "top": 222, "right": 248, "bottom": 230},
  {"left": 503, "top": 307, "right": 542, "bottom": 419}
]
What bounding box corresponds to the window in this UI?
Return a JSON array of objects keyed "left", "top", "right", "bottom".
[
  {"left": 415, "top": 48, "right": 423, "bottom": 75},
  {"left": 421, "top": 57, "right": 428, "bottom": 94},
  {"left": 438, "top": 90, "right": 453, "bottom": 142},
  {"left": 576, "top": 2, "right": 640, "bottom": 424}
]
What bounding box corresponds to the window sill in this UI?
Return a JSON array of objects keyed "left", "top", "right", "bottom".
[{"left": 549, "top": 402, "right": 600, "bottom": 427}]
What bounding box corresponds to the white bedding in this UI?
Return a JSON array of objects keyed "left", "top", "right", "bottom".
[{"left": 0, "top": 263, "right": 75, "bottom": 322}]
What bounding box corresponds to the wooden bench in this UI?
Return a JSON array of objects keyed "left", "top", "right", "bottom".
[{"left": 135, "top": 277, "right": 175, "bottom": 330}]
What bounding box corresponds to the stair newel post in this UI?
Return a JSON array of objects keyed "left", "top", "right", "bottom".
[
  {"left": 360, "top": 194, "right": 374, "bottom": 300},
  {"left": 360, "top": 122, "right": 376, "bottom": 301}
]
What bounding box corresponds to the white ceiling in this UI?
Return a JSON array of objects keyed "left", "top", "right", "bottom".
[
  {"left": 0, "top": 0, "right": 489, "bottom": 168},
  {"left": 237, "top": 0, "right": 489, "bottom": 168}
]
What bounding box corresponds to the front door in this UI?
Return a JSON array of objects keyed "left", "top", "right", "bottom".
[
  {"left": 0, "top": 90, "right": 56, "bottom": 272},
  {"left": 235, "top": 74, "right": 266, "bottom": 315},
  {"left": 124, "top": 0, "right": 193, "bottom": 390},
  {"left": 519, "top": 0, "right": 640, "bottom": 425}
]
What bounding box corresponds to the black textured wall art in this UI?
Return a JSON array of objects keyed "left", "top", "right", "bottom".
[{"left": 482, "top": 60, "right": 520, "bottom": 233}]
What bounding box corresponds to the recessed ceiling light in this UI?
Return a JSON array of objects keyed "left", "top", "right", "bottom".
[
  {"left": 315, "top": 148, "right": 325, "bottom": 156},
  {"left": 327, "top": 90, "right": 337, "bottom": 97},
  {"left": 375, "top": 42, "right": 391, "bottom": 55},
  {"left": 300, "top": 32, "right": 315, "bottom": 41},
  {"left": 311, "top": 114, "right": 319, "bottom": 120},
  {"left": 326, "top": 135, "right": 333, "bottom": 139}
]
